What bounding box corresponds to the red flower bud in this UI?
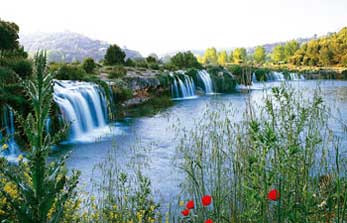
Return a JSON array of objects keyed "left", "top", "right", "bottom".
[
  {"left": 201, "top": 195, "right": 212, "bottom": 206},
  {"left": 181, "top": 209, "right": 190, "bottom": 216},
  {"left": 186, "top": 200, "right": 194, "bottom": 209},
  {"left": 205, "top": 219, "right": 213, "bottom": 223},
  {"left": 268, "top": 189, "right": 280, "bottom": 201}
]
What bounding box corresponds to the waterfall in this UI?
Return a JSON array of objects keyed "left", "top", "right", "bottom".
[
  {"left": 197, "top": 70, "right": 214, "bottom": 94},
  {"left": 266, "top": 72, "right": 285, "bottom": 81},
  {"left": 170, "top": 73, "right": 196, "bottom": 99},
  {"left": 289, "top": 73, "right": 300, "bottom": 80},
  {"left": 252, "top": 73, "right": 257, "bottom": 83},
  {"left": 0, "top": 106, "right": 20, "bottom": 160},
  {"left": 53, "top": 81, "right": 109, "bottom": 142}
]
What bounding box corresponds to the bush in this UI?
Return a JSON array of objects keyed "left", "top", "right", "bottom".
[
  {"left": 55, "top": 64, "right": 87, "bottom": 80},
  {"left": 0, "top": 58, "right": 32, "bottom": 78},
  {"left": 0, "top": 66, "right": 17, "bottom": 83},
  {"left": 226, "top": 64, "right": 242, "bottom": 76},
  {"left": 207, "top": 67, "right": 237, "bottom": 93},
  {"left": 148, "top": 62, "right": 159, "bottom": 70},
  {"left": 108, "top": 66, "right": 127, "bottom": 79},
  {"left": 111, "top": 79, "right": 133, "bottom": 102},
  {"left": 134, "top": 58, "right": 148, "bottom": 68},
  {"left": 254, "top": 67, "right": 271, "bottom": 81},
  {"left": 82, "top": 57, "right": 96, "bottom": 73}
]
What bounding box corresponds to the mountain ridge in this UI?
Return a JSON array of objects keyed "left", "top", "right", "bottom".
[{"left": 20, "top": 31, "right": 143, "bottom": 63}]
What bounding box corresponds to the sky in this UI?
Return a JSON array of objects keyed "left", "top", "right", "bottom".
[{"left": 1, "top": 0, "right": 347, "bottom": 56}]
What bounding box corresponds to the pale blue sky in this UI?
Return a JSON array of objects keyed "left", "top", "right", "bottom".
[{"left": 1, "top": 0, "right": 347, "bottom": 55}]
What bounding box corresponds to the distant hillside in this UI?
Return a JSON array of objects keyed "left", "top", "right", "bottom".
[
  {"left": 248, "top": 37, "right": 314, "bottom": 54},
  {"left": 20, "top": 32, "right": 142, "bottom": 63}
]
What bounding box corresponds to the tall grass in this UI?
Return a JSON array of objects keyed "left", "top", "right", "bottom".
[
  {"left": 176, "top": 85, "right": 347, "bottom": 222},
  {"left": 81, "top": 142, "right": 162, "bottom": 223}
]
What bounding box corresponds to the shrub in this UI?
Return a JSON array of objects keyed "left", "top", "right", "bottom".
[
  {"left": 148, "top": 62, "right": 159, "bottom": 70},
  {"left": 226, "top": 64, "right": 242, "bottom": 76},
  {"left": 82, "top": 57, "right": 96, "bottom": 73},
  {"left": 254, "top": 67, "right": 271, "bottom": 81},
  {"left": 134, "top": 58, "right": 148, "bottom": 68},
  {"left": 0, "top": 58, "right": 32, "bottom": 78},
  {"left": 111, "top": 79, "right": 133, "bottom": 102},
  {"left": 55, "top": 64, "right": 87, "bottom": 80},
  {"left": 108, "top": 65, "right": 127, "bottom": 79}
]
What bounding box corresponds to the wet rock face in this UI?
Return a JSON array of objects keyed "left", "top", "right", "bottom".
[{"left": 124, "top": 76, "right": 161, "bottom": 91}]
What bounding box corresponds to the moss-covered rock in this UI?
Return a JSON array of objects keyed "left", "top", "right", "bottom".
[{"left": 207, "top": 66, "right": 237, "bottom": 93}]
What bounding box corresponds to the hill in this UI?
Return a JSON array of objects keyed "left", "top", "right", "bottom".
[{"left": 20, "top": 32, "right": 142, "bottom": 63}]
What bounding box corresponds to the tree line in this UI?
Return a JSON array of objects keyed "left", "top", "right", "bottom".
[{"left": 198, "top": 27, "right": 347, "bottom": 67}]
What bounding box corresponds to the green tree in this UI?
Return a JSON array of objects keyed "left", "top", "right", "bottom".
[
  {"left": 253, "top": 46, "right": 266, "bottom": 64},
  {"left": 217, "top": 50, "right": 228, "bottom": 66},
  {"left": 271, "top": 45, "right": 285, "bottom": 63},
  {"left": 104, "top": 44, "right": 126, "bottom": 65},
  {"left": 0, "top": 51, "right": 80, "bottom": 222},
  {"left": 170, "top": 51, "right": 202, "bottom": 69},
  {"left": 284, "top": 40, "right": 299, "bottom": 62},
  {"left": 233, "top": 48, "right": 247, "bottom": 64},
  {"left": 146, "top": 56, "right": 157, "bottom": 64},
  {"left": 203, "top": 47, "right": 218, "bottom": 64},
  {"left": 0, "top": 19, "right": 20, "bottom": 55},
  {"left": 229, "top": 50, "right": 234, "bottom": 63},
  {"left": 82, "top": 57, "right": 96, "bottom": 73}
]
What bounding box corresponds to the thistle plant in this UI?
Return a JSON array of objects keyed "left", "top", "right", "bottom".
[{"left": 0, "top": 51, "right": 80, "bottom": 223}]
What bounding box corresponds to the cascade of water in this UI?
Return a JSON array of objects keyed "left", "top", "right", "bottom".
[
  {"left": 289, "top": 73, "right": 300, "bottom": 80},
  {"left": 53, "top": 81, "right": 109, "bottom": 141},
  {"left": 0, "top": 106, "right": 20, "bottom": 160},
  {"left": 300, "top": 74, "right": 305, "bottom": 80},
  {"left": 197, "top": 70, "right": 214, "bottom": 94},
  {"left": 252, "top": 73, "right": 257, "bottom": 83},
  {"left": 266, "top": 72, "right": 285, "bottom": 81},
  {"left": 45, "top": 117, "right": 51, "bottom": 134},
  {"left": 170, "top": 73, "right": 196, "bottom": 98}
]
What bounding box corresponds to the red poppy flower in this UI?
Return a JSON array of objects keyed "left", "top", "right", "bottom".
[
  {"left": 267, "top": 189, "right": 280, "bottom": 201},
  {"left": 186, "top": 200, "right": 194, "bottom": 209},
  {"left": 181, "top": 209, "right": 190, "bottom": 216},
  {"left": 204, "top": 219, "right": 213, "bottom": 223},
  {"left": 202, "top": 195, "right": 212, "bottom": 206}
]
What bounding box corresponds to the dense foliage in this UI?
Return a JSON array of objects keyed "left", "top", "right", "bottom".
[
  {"left": 107, "top": 65, "right": 127, "bottom": 79},
  {"left": 291, "top": 27, "right": 347, "bottom": 66},
  {"left": 82, "top": 57, "right": 96, "bottom": 73},
  {"left": 253, "top": 46, "right": 266, "bottom": 64},
  {"left": 0, "top": 19, "right": 20, "bottom": 54},
  {"left": 54, "top": 64, "right": 87, "bottom": 80},
  {"left": 170, "top": 51, "right": 202, "bottom": 69}
]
